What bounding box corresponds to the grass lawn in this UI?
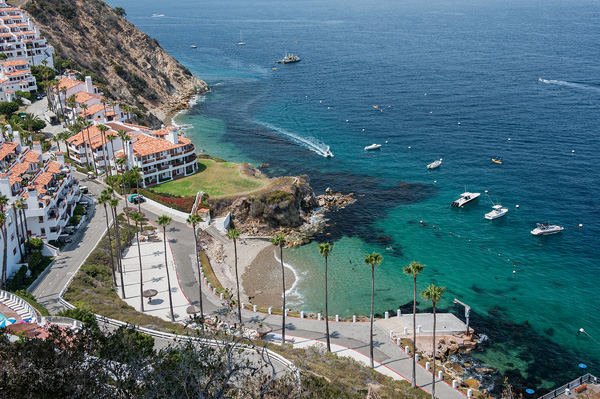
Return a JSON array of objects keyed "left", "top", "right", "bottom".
[{"left": 152, "top": 160, "right": 265, "bottom": 197}]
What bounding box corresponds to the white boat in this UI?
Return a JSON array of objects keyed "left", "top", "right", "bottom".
[
  {"left": 325, "top": 149, "right": 334, "bottom": 158},
  {"left": 485, "top": 204, "right": 508, "bottom": 220},
  {"left": 364, "top": 144, "right": 382, "bottom": 151},
  {"left": 531, "top": 223, "right": 564, "bottom": 236},
  {"left": 151, "top": 14, "right": 165, "bottom": 18},
  {"left": 190, "top": 45, "right": 197, "bottom": 49},
  {"left": 236, "top": 30, "right": 245, "bottom": 45},
  {"left": 427, "top": 158, "right": 442, "bottom": 169},
  {"left": 451, "top": 192, "right": 480, "bottom": 207}
]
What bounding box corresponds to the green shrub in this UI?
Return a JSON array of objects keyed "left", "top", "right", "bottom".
[
  {"left": 27, "top": 238, "right": 44, "bottom": 251},
  {"left": 266, "top": 190, "right": 294, "bottom": 204},
  {"left": 74, "top": 204, "right": 85, "bottom": 216},
  {"left": 58, "top": 307, "right": 98, "bottom": 330},
  {"left": 7, "top": 266, "right": 28, "bottom": 292}
]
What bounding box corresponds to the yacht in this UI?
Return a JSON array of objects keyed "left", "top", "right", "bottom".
[
  {"left": 427, "top": 158, "right": 443, "bottom": 169},
  {"left": 236, "top": 31, "right": 245, "bottom": 45},
  {"left": 190, "top": 45, "right": 197, "bottom": 49},
  {"left": 276, "top": 53, "right": 301, "bottom": 64},
  {"left": 451, "top": 192, "right": 480, "bottom": 207},
  {"left": 364, "top": 144, "right": 382, "bottom": 151},
  {"left": 485, "top": 204, "right": 508, "bottom": 220},
  {"left": 531, "top": 223, "right": 564, "bottom": 236}
]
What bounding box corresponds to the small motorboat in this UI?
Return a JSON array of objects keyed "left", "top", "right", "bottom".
[
  {"left": 492, "top": 156, "right": 503, "bottom": 164},
  {"left": 364, "top": 144, "right": 382, "bottom": 151},
  {"left": 427, "top": 158, "right": 443, "bottom": 169},
  {"left": 451, "top": 192, "right": 480, "bottom": 207},
  {"left": 236, "top": 31, "right": 245, "bottom": 45},
  {"left": 485, "top": 204, "right": 508, "bottom": 220},
  {"left": 531, "top": 223, "right": 564, "bottom": 236},
  {"left": 325, "top": 149, "right": 334, "bottom": 158},
  {"left": 190, "top": 45, "right": 197, "bottom": 49}
]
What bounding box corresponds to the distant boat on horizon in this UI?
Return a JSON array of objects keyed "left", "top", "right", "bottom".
[
  {"left": 276, "top": 52, "right": 301, "bottom": 64},
  {"left": 190, "top": 45, "right": 197, "bottom": 49},
  {"left": 236, "top": 31, "right": 245, "bottom": 45}
]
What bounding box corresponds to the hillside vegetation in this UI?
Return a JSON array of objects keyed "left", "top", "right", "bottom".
[{"left": 22, "top": 0, "right": 208, "bottom": 124}]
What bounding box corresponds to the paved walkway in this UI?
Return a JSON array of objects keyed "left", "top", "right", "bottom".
[{"left": 119, "top": 236, "right": 191, "bottom": 322}]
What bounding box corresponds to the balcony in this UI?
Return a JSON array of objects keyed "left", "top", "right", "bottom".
[{"left": 157, "top": 164, "right": 169, "bottom": 171}]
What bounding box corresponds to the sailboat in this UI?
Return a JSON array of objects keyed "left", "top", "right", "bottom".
[{"left": 236, "top": 31, "right": 245, "bottom": 45}]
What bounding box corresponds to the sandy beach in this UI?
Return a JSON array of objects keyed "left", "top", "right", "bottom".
[{"left": 198, "top": 231, "right": 296, "bottom": 308}]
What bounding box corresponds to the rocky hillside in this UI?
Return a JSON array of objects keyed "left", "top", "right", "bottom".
[{"left": 22, "top": 0, "right": 208, "bottom": 123}]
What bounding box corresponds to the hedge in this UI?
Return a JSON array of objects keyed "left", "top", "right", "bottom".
[{"left": 134, "top": 188, "right": 195, "bottom": 213}]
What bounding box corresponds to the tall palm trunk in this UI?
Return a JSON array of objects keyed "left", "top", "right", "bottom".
[
  {"left": 21, "top": 208, "right": 30, "bottom": 256},
  {"left": 135, "top": 173, "right": 141, "bottom": 214},
  {"left": 135, "top": 220, "right": 144, "bottom": 312},
  {"left": 280, "top": 245, "right": 286, "bottom": 344},
  {"left": 233, "top": 238, "right": 241, "bottom": 326},
  {"left": 370, "top": 265, "right": 375, "bottom": 368},
  {"left": 11, "top": 204, "right": 23, "bottom": 262},
  {"left": 432, "top": 303, "right": 437, "bottom": 399},
  {"left": 112, "top": 206, "right": 126, "bottom": 298},
  {"left": 102, "top": 204, "right": 117, "bottom": 288},
  {"left": 163, "top": 227, "right": 175, "bottom": 321},
  {"left": 412, "top": 275, "right": 418, "bottom": 387},
  {"left": 123, "top": 165, "right": 132, "bottom": 246},
  {"left": 193, "top": 223, "right": 203, "bottom": 315},
  {"left": 1, "top": 226, "right": 7, "bottom": 290},
  {"left": 325, "top": 254, "right": 331, "bottom": 352},
  {"left": 18, "top": 206, "right": 28, "bottom": 257}
]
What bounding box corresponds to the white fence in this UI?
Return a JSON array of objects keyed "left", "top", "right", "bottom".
[{"left": 0, "top": 289, "right": 38, "bottom": 320}]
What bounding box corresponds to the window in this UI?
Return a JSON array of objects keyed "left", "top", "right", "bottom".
[
  {"left": 13, "top": 248, "right": 16, "bottom": 255},
  {"left": 38, "top": 216, "right": 43, "bottom": 223},
  {"left": 40, "top": 228, "right": 45, "bottom": 235}
]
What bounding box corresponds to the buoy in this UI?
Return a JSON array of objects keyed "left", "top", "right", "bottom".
[
  {"left": 458, "top": 122, "right": 461, "bottom": 125},
  {"left": 327, "top": 107, "right": 330, "bottom": 109},
  {"left": 305, "top": 96, "right": 308, "bottom": 98},
  {"left": 508, "top": 138, "right": 511, "bottom": 141},
  {"left": 424, "top": 93, "right": 427, "bottom": 96},
  {"left": 578, "top": 224, "right": 583, "bottom": 228},
  {"left": 420, "top": 220, "right": 423, "bottom": 224},
  {"left": 434, "top": 180, "right": 437, "bottom": 184},
  {"left": 362, "top": 129, "right": 365, "bottom": 132},
  {"left": 485, "top": 190, "right": 488, "bottom": 194},
  {"left": 430, "top": 111, "right": 433, "bottom": 114},
  {"left": 572, "top": 150, "right": 575, "bottom": 153},
  {"left": 513, "top": 270, "right": 516, "bottom": 274},
  {"left": 346, "top": 119, "right": 349, "bottom": 122},
  {"left": 408, "top": 146, "right": 411, "bottom": 149},
  {"left": 516, "top": 204, "right": 520, "bottom": 208},
  {"left": 319, "top": 100, "right": 322, "bottom": 104},
  {"left": 385, "top": 141, "right": 388, "bottom": 143}
]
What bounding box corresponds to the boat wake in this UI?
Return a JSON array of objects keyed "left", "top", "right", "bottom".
[
  {"left": 538, "top": 78, "right": 600, "bottom": 93},
  {"left": 257, "top": 121, "right": 331, "bottom": 157}
]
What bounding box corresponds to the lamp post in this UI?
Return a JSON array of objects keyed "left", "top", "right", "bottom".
[{"left": 454, "top": 298, "right": 471, "bottom": 336}]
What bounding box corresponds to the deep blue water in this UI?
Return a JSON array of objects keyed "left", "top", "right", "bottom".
[{"left": 108, "top": 0, "right": 600, "bottom": 391}]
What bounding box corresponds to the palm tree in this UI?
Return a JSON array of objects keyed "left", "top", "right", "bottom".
[
  {"left": 270, "top": 233, "right": 287, "bottom": 344},
  {"left": 115, "top": 157, "right": 127, "bottom": 194},
  {"left": 99, "top": 194, "right": 117, "bottom": 288},
  {"left": 81, "top": 118, "right": 97, "bottom": 177},
  {"left": 16, "top": 199, "right": 29, "bottom": 256},
  {"left": 130, "top": 212, "right": 145, "bottom": 312},
  {"left": 364, "top": 252, "right": 383, "bottom": 368},
  {"left": 0, "top": 212, "right": 6, "bottom": 290},
  {"left": 226, "top": 228, "right": 242, "bottom": 326},
  {"left": 0, "top": 195, "right": 8, "bottom": 290},
  {"left": 121, "top": 104, "right": 132, "bottom": 123},
  {"left": 51, "top": 135, "right": 61, "bottom": 152},
  {"left": 96, "top": 124, "right": 110, "bottom": 177},
  {"left": 106, "top": 133, "right": 117, "bottom": 178},
  {"left": 421, "top": 284, "right": 446, "bottom": 399},
  {"left": 318, "top": 242, "right": 334, "bottom": 352},
  {"left": 109, "top": 196, "right": 126, "bottom": 298},
  {"left": 403, "top": 261, "right": 426, "bottom": 388},
  {"left": 60, "top": 131, "right": 73, "bottom": 159},
  {"left": 187, "top": 214, "right": 203, "bottom": 316},
  {"left": 66, "top": 94, "right": 77, "bottom": 125},
  {"left": 58, "top": 85, "right": 67, "bottom": 122},
  {"left": 131, "top": 166, "right": 142, "bottom": 213},
  {"left": 10, "top": 202, "right": 23, "bottom": 263},
  {"left": 157, "top": 215, "right": 175, "bottom": 322}
]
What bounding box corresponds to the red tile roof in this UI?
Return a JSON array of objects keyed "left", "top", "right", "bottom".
[
  {"left": 1, "top": 60, "right": 28, "bottom": 67},
  {"left": 74, "top": 91, "right": 104, "bottom": 104},
  {"left": 57, "top": 77, "right": 84, "bottom": 91},
  {"left": 80, "top": 103, "right": 105, "bottom": 117},
  {"left": 24, "top": 150, "right": 40, "bottom": 163},
  {"left": 0, "top": 141, "right": 18, "bottom": 161}
]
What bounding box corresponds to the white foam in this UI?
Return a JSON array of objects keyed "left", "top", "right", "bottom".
[
  {"left": 539, "top": 78, "right": 600, "bottom": 93},
  {"left": 273, "top": 249, "right": 302, "bottom": 299},
  {"left": 256, "top": 121, "right": 331, "bottom": 157}
]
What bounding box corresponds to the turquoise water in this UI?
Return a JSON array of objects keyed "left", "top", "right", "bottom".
[
  {"left": 108, "top": 0, "right": 599, "bottom": 390},
  {"left": 0, "top": 312, "right": 6, "bottom": 321}
]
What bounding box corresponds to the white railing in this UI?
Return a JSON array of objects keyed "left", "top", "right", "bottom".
[
  {"left": 539, "top": 374, "right": 597, "bottom": 399},
  {"left": 0, "top": 289, "right": 38, "bottom": 320}
]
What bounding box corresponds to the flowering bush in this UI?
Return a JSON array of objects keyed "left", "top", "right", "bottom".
[{"left": 135, "top": 188, "right": 195, "bottom": 213}]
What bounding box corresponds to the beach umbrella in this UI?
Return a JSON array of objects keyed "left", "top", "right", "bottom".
[
  {"left": 0, "top": 318, "right": 16, "bottom": 328},
  {"left": 186, "top": 305, "right": 202, "bottom": 315},
  {"left": 257, "top": 325, "right": 273, "bottom": 336},
  {"left": 142, "top": 289, "right": 158, "bottom": 303}
]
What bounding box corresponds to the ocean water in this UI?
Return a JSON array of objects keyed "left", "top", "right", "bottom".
[{"left": 107, "top": 0, "right": 600, "bottom": 390}]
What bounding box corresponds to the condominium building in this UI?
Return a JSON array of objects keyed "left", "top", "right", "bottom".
[
  {"left": 0, "top": 0, "right": 54, "bottom": 67},
  {"left": 65, "top": 123, "right": 125, "bottom": 174},
  {"left": 0, "top": 59, "right": 37, "bottom": 102},
  {"left": 0, "top": 128, "right": 81, "bottom": 279},
  {"left": 114, "top": 125, "right": 197, "bottom": 187}
]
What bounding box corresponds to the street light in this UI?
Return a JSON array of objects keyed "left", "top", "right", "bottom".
[{"left": 454, "top": 298, "right": 471, "bottom": 336}]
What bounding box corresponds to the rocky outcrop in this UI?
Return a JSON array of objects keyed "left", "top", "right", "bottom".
[
  {"left": 208, "top": 174, "right": 355, "bottom": 242},
  {"left": 23, "top": 0, "right": 208, "bottom": 124}
]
